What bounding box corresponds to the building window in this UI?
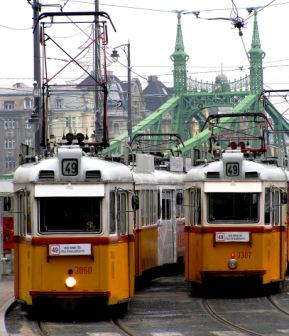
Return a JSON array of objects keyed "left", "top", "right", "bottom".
[
  {"left": 24, "top": 97, "right": 32, "bottom": 109},
  {"left": 5, "top": 158, "right": 16, "bottom": 169},
  {"left": 5, "top": 139, "right": 15, "bottom": 149},
  {"left": 71, "top": 117, "right": 76, "bottom": 129},
  {"left": 4, "top": 101, "right": 14, "bottom": 110},
  {"left": 25, "top": 138, "right": 32, "bottom": 147},
  {"left": 25, "top": 119, "right": 31, "bottom": 129},
  {"left": 113, "top": 123, "right": 119, "bottom": 133},
  {"left": 65, "top": 117, "right": 76, "bottom": 129},
  {"left": 4, "top": 119, "right": 15, "bottom": 130},
  {"left": 55, "top": 98, "right": 63, "bottom": 109}
]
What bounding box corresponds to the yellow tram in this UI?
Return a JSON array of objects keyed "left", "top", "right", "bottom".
[
  {"left": 13, "top": 145, "right": 135, "bottom": 307},
  {"left": 184, "top": 113, "right": 288, "bottom": 290},
  {"left": 12, "top": 143, "right": 186, "bottom": 309}
]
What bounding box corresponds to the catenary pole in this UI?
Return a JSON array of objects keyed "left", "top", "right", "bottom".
[
  {"left": 32, "top": 0, "right": 41, "bottom": 154},
  {"left": 94, "top": 0, "right": 102, "bottom": 141}
]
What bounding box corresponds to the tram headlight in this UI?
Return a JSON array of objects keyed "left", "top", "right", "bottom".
[
  {"left": 228, "top": 258, "right": 238, "bottom": 270},
  {"left": 65, "top": 276, "right": 77, "bottom": 288}
]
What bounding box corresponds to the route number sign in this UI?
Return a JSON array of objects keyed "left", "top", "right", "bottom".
[
  {"left": 226, "top": 162, "right": 239, "bottom": 177},
  {"left": 62, "top": 159, "right": 78, "bottom": 176}
]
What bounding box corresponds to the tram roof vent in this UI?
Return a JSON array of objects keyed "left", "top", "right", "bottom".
[
  {"left": 39, "top": 170, "right": 55, "bottom": 180},
  {"left": 245, "top": 171, "right": 259, "bottom": 178},
  {"left": 86, "top": 170, "right": 101, "bottom": 180},
  {"left": 206, "top": 171, "right": 220, "bottom": 179},
  {"left": 135, "top": 153, "right": 154, "bottom": 173}
]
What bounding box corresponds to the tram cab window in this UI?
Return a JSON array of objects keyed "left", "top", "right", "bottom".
[
  {"left": 39, "top": 197, "right": 101, "bottom": 233},
  {"left": 207, "top": 192, "right": 259, "bottom": 223}
]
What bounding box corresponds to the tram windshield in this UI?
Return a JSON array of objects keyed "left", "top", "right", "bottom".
[
  {"left": 207, "top": 192, "right": 259, "bottom": 223},
  {"left": 39, "top": 197, "right": 101, "bottom": 233}
]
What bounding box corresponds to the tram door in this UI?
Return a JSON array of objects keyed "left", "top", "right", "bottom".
[{"left": 158, "top": 189, "right": 176, "bottom": 265}]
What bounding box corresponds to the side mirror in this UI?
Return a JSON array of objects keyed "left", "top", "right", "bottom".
[
  {"left": 176, "top": 192, "right": 183, "bottom": 205},
  {"left": 3, "top": 197, "right": 11, "bottom": 211},
  {"left": 281, "top": 192, "right": 288, "bottom": 205},
  {"left": 132, "top": 195, "right": 139, "bottom": 210}
]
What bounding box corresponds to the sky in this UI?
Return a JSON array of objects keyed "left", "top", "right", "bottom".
[{"left": 1, "top": 0, "right": 289, "bottom": 114}]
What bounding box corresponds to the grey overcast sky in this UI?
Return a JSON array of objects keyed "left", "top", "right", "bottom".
[{"left": 1, "top": 1, "right": 289, "bottom": 114}]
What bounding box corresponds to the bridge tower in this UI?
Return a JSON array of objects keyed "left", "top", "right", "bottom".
[
  {"left": 170, "top": 12, "right": 189, "bottom": 96},
  {"left": 249, "top": 12, "right": 265, "bottom": 95}
]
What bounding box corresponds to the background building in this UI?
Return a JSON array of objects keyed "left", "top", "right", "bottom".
[
  {"left": 0, "top": 83, "right": 35, "bottom": 173},
  {"left": 0, "top": 72, "right": 148, "bottom": 174}
]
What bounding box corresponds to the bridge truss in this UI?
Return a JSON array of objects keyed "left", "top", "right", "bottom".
[{"left": 103, "top": 12, "right": 289, "bottom": 159}]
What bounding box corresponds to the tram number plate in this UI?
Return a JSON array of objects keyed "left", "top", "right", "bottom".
[
  {"left": 226, "top": 162, "right": 239, "bottom": 177},
  {"left": 62, "top": 159, "right": 78, "bottom": 176},
  {"left": 49, "top": 244, "right": 91, "bottom": 256},
  {"left": 216, "top": 232, "right": 250, "bottom": 242}
]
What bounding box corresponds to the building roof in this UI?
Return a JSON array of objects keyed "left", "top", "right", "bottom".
[{"left": 143, "top": 75, "right": 172, "bottom": 112}]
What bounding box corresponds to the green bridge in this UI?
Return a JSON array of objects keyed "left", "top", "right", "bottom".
[{"left": 103, "top": 12, "right": 289, "bottom": 158}]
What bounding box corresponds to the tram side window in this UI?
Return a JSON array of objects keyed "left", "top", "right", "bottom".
[
  {"left": 161, "top": 191, "right": 172, "bottom": 220},
  {"left": 150, "top": 190, "right": 154, "bottom": 224},
  {"left": 273, "top": 190, "right": 280, "bottom": 226},
  {"left": 264, "top": 188, "right": 271, "bottom": 225},
  {"left": 189, "top": 189, "right": 201, "bottom": 226},
  {"left": 26, "top": 194, "right": 32, "bottom": 235},
  {"left": 146, "top": 190, "right": 150, "bottom": 225},
  {"left": 135, "top": 191, "right": 140, "bottom": 228},
  {"left": 109, "top": 191, "right": 116, "bottom": 234},
  {"left": 153, "top": 191, "right": 157, "bottom": 224},
  {"left": 157, "top": 191, "right": 160, "bottom": 219},
  {"left": 140, "top": 191, "right": 145, "bottom": 226},
  {"left": 18, "top": 193, "right": 26, "bottom": 236},
  {"left": 176, "top": 190, "right": 184, "bottom": 218},
  {"left": 195, "top": 189, "right": 201, "bottom": 225},
  {"left": 117, "top": 192, "right": 127, "bottom": 235},
  {"left": 189, "top": 190, "right": 194, "bottom": 226}
]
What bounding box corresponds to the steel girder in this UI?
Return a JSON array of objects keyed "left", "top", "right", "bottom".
[{"left": 168, "top": 94, "right": 259, "bottom": 157}]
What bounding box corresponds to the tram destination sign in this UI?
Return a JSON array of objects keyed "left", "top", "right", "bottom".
[
  {"left": 49, "top": 243, "right": 91, "bottom": 256},
  {"left": 215, "top": 232, "right": 250, "bottom": 242}
]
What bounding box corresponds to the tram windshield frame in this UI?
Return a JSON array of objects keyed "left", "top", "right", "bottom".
[
  {"left": 207, "top": 192, "right": 259, "bottom": 224},
  {"left": 38, "top": 197, "right": 102, "bottom": 233}
]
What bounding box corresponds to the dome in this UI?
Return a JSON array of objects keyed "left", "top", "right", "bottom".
[{"left": 215, "top": 73, "right": 228, "bottom": 83}]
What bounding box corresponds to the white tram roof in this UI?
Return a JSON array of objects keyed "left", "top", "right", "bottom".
[
  {"left": 0, "top": 179, "right": 13, "bottom": 195},
  {"left": 186, "top": 152, "right": 287, "bottom": 182},
  {"left": 13, "top": 149, "right": 133, "bottom": 185},
  {"left": 132, "top": 172, "right": 157, "bottom": 185},
  {"left": 132, "top": 169, "right": 185, "bottom": 186},
  {"left": 153, "top": 169, "right": 185, "bottom": 185}
]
